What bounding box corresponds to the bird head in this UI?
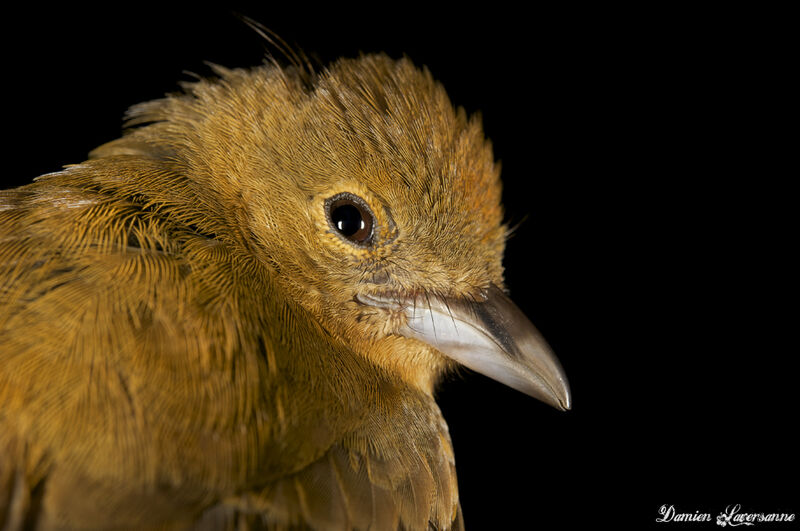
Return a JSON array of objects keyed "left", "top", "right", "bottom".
[{"left": 94, "top": 54, "right": 571, "bottom": 410}]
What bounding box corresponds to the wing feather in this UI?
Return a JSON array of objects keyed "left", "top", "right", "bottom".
[{"left": 215, "top": 399, "right": 461, "bottom": 530}]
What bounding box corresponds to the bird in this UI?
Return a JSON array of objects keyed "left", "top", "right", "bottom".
[{"left": 0, "top": 47, "right": 570, "bottom": 530}]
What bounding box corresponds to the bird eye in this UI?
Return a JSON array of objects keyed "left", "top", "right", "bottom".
[{"left": 325, "top": 193, "right": 375, "bottom": 245}]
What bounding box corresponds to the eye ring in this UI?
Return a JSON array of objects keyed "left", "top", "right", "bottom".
[{"left": 324, "top": 192, "right": 376, "bottom": 246}]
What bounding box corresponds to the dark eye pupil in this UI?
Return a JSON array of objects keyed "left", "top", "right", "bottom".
[
  {"left": 332, "top": 204, "right": 365, "bottom": 236},
  {"left": 326, "top": 194, "right": 374, "bottom": 245}
]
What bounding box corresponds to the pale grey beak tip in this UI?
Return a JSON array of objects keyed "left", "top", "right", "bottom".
[
  {"left": 535, "top": 375, "right": 571, "bottom": 411},
  {"left": 557, "top": 385, "right": 572, "bottom": 411},
  {"left": 554, "top": 373, "right": 572, "bottom": 411}
]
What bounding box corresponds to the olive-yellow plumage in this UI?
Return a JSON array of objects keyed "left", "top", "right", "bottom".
[{"left": 0, "top": 54, "right": 569, "bottom": 529}]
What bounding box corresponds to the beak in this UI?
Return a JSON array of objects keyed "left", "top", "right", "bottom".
[{"left": 359, "top": 284, "right": 571, "bottom": 410}]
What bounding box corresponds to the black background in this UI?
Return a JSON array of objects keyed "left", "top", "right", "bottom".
[{"left": 3, "top": 4, "right": 795, "bottom": 529}]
